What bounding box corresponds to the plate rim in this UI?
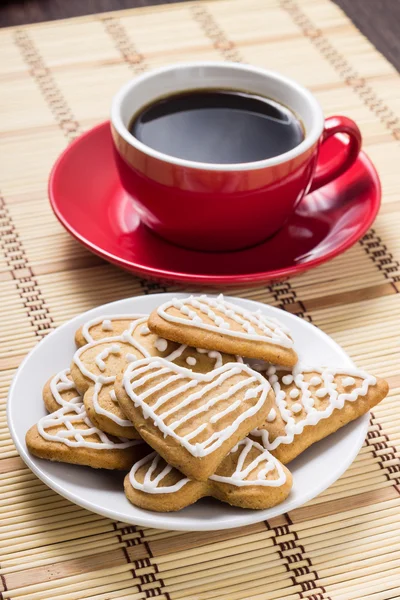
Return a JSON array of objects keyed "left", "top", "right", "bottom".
[
  {"left": 48, "top": 121, "right": 381, "bottom": 285},
  {"left": 7, "top": 293, "right": 370, "bottom": 531}
]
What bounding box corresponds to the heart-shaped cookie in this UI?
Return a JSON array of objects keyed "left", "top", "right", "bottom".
[
  {"left": 125, "top": 437, "right": 292, "bottom": 511},
  {"left": 148, "top": 294, "right": 297, "bottom": 366},
  {"left": 71, "top": 327, "right": 147, "bottom": 438},
  {"left": 116, "top": 357, "right": 274, "bottom": 480},
  {"left": 83, "top": 380, "right": 142, "bottom": 439},
  {"left": 253, "top": 364, "right": 389, "bottom": 463},
  {"left": 27, "top": 369, "right": 147, "bottom": 470}
]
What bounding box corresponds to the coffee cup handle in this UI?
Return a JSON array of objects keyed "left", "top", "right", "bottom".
[{"left": 309, "top": 116, "right": 362, "bottom": 193}]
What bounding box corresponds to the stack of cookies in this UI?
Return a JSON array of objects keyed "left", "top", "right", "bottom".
[{"left": 26, "top": 295, "right": 389, "bottom": 512}]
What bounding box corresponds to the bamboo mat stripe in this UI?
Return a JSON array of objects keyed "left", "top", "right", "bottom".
[{"left": 1, "top": 0, "right": 400, "bottom": 598}]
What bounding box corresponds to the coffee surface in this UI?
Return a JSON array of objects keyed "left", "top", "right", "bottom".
[{"left": 129, "top": 90, "right": 305, "bottom": 164}]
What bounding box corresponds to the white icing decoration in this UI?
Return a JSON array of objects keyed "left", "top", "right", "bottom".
[
  {"left": 95, "top": 344, "right": 121, "bottom": 371},
  {"left": 342, "top": 377, "right": 356, "bottom": 387},
  {"left": 289, "top": 388, "right": 300, "bottom": 399},
  {"left": 208, "top": 350, "right": 223, "bottom": 368},
  {"left": 90, "top": 381, "right": 133, "bottom": 427},
  {"left": 81, "top": 314, "right": 147, "bottom": 343},
  {"left": 129, "top": 451, "right": 191, "bottom": 494},
  {"left": 101, "top": 319, "right": 113, "bottom": 332},
  {"left": 126, "top": 353, "right": 136, "bottom": 362},
  {"left": 140, "top": 325, "right": 151, "bottom": 335},
  {"left": 163, "top": 344, "right": 188, "bottom": 362},
  {"left": 186, "top": 356, "right": 197, "bottom": 366},
  {"left": 291, "top": 403, "right": 302, "bottom": 414},
  {"left": 195, "top": 347, "right": 224, "bottom": 368},
  {"left": 123, "top": 358, "right": 271, "bottom": 458},
  {"left": 253, "top": 364, "right": 377, "bottom": 450},
  {"left": 266, "top": 408, "right": 277, "bottom": 422},
  {"left": 128, "top": 438, "right": 286, "bottom": 494},
  {"left": 210, "top": 438, "right": 286, "bottom": 487},
  {"left": 50, "top": 369, "right": 81, "bottom": 408},
  {"left": 37, "top": 405, "right": 138, "bottom": 449},
  {"left": 38, "top": 369, "right": 140, "bottom": 450},
  {"left": 110, "top": 389, "right": 117, "bottom": 402},
  {"left": 282, "top": 375, "right": 294, "bottom": 385},
  {"left": 309, "top": 376, "right": 322, "bottom": 386},
  {"left": 154, "top": 338, "right": 168, "bottom": 352},
  {"left": 158, "top": 295, "right": 293, "bottom": 348},
  {"left": 162, "top": 343, "right": 228, "bottom": 371}
]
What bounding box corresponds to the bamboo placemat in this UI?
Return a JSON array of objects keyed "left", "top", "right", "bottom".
[{"left": 1, "top": 0, "right": 400, "bottom": 598}]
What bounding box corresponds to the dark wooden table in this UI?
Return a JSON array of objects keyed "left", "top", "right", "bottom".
[{"left": 0, "top": 0, "right": 399, "bottom": 72}]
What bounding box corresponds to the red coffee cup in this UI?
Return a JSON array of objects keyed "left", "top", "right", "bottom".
[{"left": 111, "top": 62, "right": 361, "bottom": 252}]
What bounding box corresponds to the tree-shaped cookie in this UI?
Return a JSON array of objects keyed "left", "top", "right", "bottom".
[{"left": 252, "top": 364, "right": 389, "bottom": 463}]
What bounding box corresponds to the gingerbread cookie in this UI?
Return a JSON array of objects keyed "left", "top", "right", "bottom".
[
  {"left": 71, "top": 326, "right": 147, "bottom": 438},
  {"left": 27, "top": 369, "right": 147, "bottom": 470},
  {"left": 71, "top": 325, "right": 147, "bottom": 394},
  {"left": 252, "top": 364, "right": 389, "bottom": 464},
  {"left": 83, "top": 380, "right": 142, "bottom": 439},
  {"left": 125, "top": 437, "right": 292, "bottom": 512},
  {"left": 148, "top": 294, "right": 297, "bottom": 366},
  {"left": 73, "top": 316, "right": 239, "bottom": 439},
  {"left": 115, "top": 357, "right": 274, "bottom": 480}
]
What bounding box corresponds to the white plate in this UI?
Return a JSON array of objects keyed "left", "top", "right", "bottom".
[{"left": 8, "top": 293, "right": 368, "bottom": 531}]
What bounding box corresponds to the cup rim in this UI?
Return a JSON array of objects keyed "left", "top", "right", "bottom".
[{"left": 111, "top": 61, "right": 325, "bottom": 172}]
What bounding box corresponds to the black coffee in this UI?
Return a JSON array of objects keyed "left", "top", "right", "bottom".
[{"left": 129, "top": 89, "right": 304, "bottom": 164}]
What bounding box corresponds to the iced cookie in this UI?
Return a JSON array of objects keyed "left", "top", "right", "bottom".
[
  {"left": 83, "top": 380, "right": 141, "bottom": 440},
  {"left": 115, "top": 357, "right": 274, "bottom": 481},
  {"left": 148, "top": 295, "right": 297, "bottom": 366},
  {"left": 73, "top": 317, "right": 239, "bottom": 439},
  {"left": 253, "top": 364, "right": 389, "bottom": 464},
  {"left": 75, "top": 314, "right": 147, "bottom": 346},
  {"left": 71, "top": 326, "right": 148, "bottom": 438},
  {"left": 125, "top": 437, "right": 292, "bottom": 512},
  {"left": 71, "top": 325, "right": 148, "bottom": 395},
  {"left": 27, "top": 370, "right": 147, "bottom": 470}
]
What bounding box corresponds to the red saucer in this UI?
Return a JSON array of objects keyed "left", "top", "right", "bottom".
[{"left": 49, "top": 121, "right": 381, "bottom": 286}]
